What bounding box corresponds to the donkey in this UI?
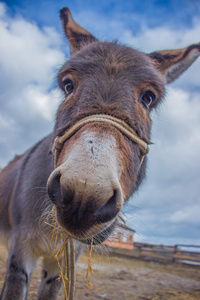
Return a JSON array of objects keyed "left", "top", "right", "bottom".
[{"left": 0, "top": 7, "right": 199, "bottom": 300}]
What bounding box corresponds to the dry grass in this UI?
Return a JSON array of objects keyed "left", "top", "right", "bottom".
[{"left": 1, "top": 245, "right": 200, "bottom": 299}]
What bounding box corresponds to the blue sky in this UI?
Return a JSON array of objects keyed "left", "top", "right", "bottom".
[
  {"left": 5, "top": 0, "right": 200, "bottom": 27},
  {"left": 0, "top": 0, "right": 200, "bottom": 247}
]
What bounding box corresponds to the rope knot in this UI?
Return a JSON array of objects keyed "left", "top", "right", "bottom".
[
  {"left": 52, "top": 137, "right": 63, "bottom": 153},
  {"left": 52, "top": 137, "right": 64, "bottom": 168}
]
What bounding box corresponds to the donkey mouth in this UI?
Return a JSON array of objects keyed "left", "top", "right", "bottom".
[
  {"left": 81, "top": 221, "right": 116, "bottom": 245},
  {"left": 54, "top": 205, "right": 118, "bottom": 245}
]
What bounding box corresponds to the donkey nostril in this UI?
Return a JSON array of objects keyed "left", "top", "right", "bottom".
[
  {"left": 47, "top": 171, "right": 64, "bottom": 207},
  {"left": 94, "top": 189, "right": 121, "bottom": 223}
]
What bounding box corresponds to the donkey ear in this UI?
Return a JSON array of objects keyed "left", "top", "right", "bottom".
[
  {"left": 60, "top": 7, "right": 97, "bottom": 55},
  {"left": 149, "top": 43, "right": 200, "bottom": 84}
]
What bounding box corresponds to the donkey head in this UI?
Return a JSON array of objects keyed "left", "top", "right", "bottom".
[{"left": 47, "top": 8, "right": 200, "bottom": 244}]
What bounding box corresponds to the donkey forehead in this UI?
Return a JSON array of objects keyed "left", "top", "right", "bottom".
[{"left": 59, "top": 42, "right": 165, "bottom": 91}]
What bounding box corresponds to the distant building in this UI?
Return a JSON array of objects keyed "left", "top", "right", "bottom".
[{"left": 104, "top": 223, "right": 135, "bottom": 250}]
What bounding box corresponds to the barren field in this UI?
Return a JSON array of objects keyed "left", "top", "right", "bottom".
[{"left": 0, "top": 245, "right": 200, "bottom": 299}]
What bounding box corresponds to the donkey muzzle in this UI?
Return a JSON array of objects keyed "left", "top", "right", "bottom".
[{"left": 47, "top": 167, "right": 123, "bottom": 237}]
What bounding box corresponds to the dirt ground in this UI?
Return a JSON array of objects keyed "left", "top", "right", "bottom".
[{"left": 0, "top": 245, "right": 200, "bottom": 300}]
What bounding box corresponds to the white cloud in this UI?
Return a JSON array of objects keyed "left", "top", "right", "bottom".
[
  {"left": 121, "top": 17, "right": 200, "bottom": 89},
  {"left": 20, "top": 85, "right": 62, "bottom": 122},
  {"left": 169, "top": 204, "right": 200, "bottom": 224},
  {"left": 0, "top": 3, "right": 65, "bottom": 166},
  {"left": 122, "top": 17, "right": 200, "bottom": 52},
  {"left": 151, "top": 88, "right": 200, "bottom": 171},
  {"left": 0, "top": 3, "right": 5, "bottom": 17},
  {"left": 0, "top": 16, "right": 64, "bottom": 87}
]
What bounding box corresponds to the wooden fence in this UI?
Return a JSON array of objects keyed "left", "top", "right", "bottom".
[{"left": 105, "top": 242, "right": 200, "bottom": 265}]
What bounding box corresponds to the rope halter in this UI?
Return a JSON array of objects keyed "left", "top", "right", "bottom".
[
  {"left": 52, "top": 114, "right": 149, "bottom": 168},
  {"left": 51, "top": 114, "right": 150, "bottom": 299}
]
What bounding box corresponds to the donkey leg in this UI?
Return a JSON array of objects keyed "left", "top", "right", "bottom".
[
  {"left": 0, "top": 234, "right": 36, "bottom": 300},
  {"left": 37, "top": 257, "right": 63, "bottom": 300}
]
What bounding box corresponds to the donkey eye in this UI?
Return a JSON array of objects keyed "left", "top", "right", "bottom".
[
  {"left": 140, "top": 91, "right": 155, "bottom": 109},
  {"left": 63, "top": 79, "right": 74, "bottom": 95}
]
